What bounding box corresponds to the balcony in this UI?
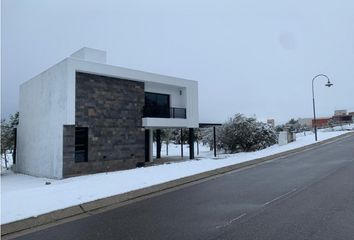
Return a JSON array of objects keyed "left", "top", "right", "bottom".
[{"left": 143, "top": 92, "right": 186, "bottom": 119}]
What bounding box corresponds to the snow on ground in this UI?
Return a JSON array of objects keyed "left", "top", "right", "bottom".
[
  {"left": 319, "top": 123, "right": 354, "bottom": 132},
  {"left": 153, "top": 142, "right": 214, "bottom": 158},
  {"left": 1, "top": 154, "right": 14, "bottom": 174},
  {"left": 1, "top": 130, "right": 351, "bottom": 224}
]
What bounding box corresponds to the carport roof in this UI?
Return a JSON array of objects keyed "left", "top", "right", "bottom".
[{"left": 199, "top": 123, "right": 222, "bottom": 128}]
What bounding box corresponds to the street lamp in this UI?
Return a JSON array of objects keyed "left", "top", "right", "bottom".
[{"left": 312, "top": 74, "right": 333, "bottom": 141}]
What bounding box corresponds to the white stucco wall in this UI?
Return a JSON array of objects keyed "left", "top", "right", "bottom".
[
  {"left": 16, "top": 60, "right": 71, "bottom": 179},
  {"left": 70, "top": 47, "right": 107, "bottom": 64},
  {"left": 185, "top": 80, "right": 199, "bottom": 128}
]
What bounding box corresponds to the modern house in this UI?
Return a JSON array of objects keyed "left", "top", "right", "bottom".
[{"left": 15, "top": 47, "right": 199, "bottom": 179}]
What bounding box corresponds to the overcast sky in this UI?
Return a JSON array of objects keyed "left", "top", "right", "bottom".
[{"left": 2, "top": 0, "right": 354, "bottom": 124}]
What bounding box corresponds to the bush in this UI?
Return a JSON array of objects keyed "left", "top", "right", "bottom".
[
  {"left": 1, "top": 112, "right": 19, "bottom": 169},
  {"left": 218, "top": 114, "right": 277, "bottom": 153}
]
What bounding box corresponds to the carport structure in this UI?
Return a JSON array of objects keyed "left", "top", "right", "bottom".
[{"left": 152, "top": 123, "right": 222, "bottom": 162}]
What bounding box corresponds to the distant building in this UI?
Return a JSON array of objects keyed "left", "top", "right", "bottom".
[
  {"left": 332, "top": 110, "right": 353, "bottom": 124},
  {"left": 332, "top": 115, "right": 353, "bottom": 124},
  {"left": 267, "top": 119, "right": 275, "bottom": 127},
  {"left": 308, "top": 110, "right": 353, "bottom": 129},
  {"left": 334, "top": 110, "right": 347, "bottom": 116},
  {"left": 298, "top": 118, "right": 312, "bottom": 127},
  {"left": 312, "top": 118, "right": 331, "bottom": 128}
]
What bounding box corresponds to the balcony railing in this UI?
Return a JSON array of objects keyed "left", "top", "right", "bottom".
[
  {"left": 170, "top": 107, "right": 186, "bottom": 119},
  {"left": 143, "top": 107, "right": 186, "bottom": 119}
]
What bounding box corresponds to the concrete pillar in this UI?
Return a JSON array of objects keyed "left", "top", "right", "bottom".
[
  {"left": 189, "top": 128, "right": 195, "bottom": 159},
  {"left": 145, "top": 129, "right": 153, "bottom": 162},
  {"left": 149, "top": 129, "right": 153, "bottom": 162},
  {"left": 145, "top": 130, "right": 149, "bottom": 162},
  {"left": 213, "top": 126, "right": 217, "bottom": 157},
  {"left": 156, "top": 129, "right": 161, "bottom": 159},
  {"left": 180, "top": 128, "right": 183, "bottom": 158}
]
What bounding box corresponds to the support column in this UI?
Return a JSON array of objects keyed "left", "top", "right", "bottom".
[
  {"left": 156, "top": 129, "right": 161, "bottom": 159},
  {"left": 13, "top": 127, "right": 17, "bottom": 164},
  {"left": 145, "top": 129, "right": 150, "bottom": 162},
  {"left": 145, "top": 129, "right": 153, "bottom": 162},
  {"left": 180, "top": 128, "right": 183, "bottom": 158},
  {"left": 197, "top": 138, "right": 199, "bottom": 156},
  {"left": 189, "top": 128, "right": 195, "bottom": 159},
  {"left": 149, "top": 129, "right": 153, "bottom": 162},
  {"left": 213, "top": 126, "right": 217, "bottom": 157},
  {"left": 196, "top": 129, "right": 199, "bottom": 156}
]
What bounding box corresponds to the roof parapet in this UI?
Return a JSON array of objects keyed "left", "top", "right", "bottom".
[{"left": 70, "top": 47, "right": 106, "bottom": 64}]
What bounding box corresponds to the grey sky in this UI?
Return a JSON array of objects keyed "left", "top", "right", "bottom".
[{"left": 2, "top": 0, "right": 354, "bottom": 124}]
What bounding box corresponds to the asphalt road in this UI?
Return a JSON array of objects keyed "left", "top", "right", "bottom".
[{"left": 12, "top": 134, "right": 354, "bottom": 240}]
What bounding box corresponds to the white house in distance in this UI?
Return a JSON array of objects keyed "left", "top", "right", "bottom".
[{"left": 15, "top": 47, "right": 199, "bottom": 179}]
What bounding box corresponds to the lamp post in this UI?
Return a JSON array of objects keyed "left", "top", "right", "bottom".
[{"left": 312, "top": 74, "right": 333, "bottom": 141}]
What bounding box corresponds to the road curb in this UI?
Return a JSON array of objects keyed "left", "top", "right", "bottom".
[{"left": 2, "top": 131, "right": 353, "bottom": 236}]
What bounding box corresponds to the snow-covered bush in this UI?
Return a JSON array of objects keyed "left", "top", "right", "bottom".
[
  {"left": 171, "top": 128, "right": 189, "bottom": 144},
  {"left": 1, "top": 112, "right": 19, "bottom": 169},
  {"left": 218, "top": 114, "right": 277, "bottom": 153},
  {"left": 200, "top": 127, "right": 213, "bottom": 149},
  {"left": 170, "top": 128, "right": 201, "bottom": 144}
]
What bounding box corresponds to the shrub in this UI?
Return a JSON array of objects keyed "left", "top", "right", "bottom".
[
  {"left": 218, "top": 114, "right": 277, "bottom": 153},
  {"left": 1, "top": 112, "right": 19, "bottom": 168}
]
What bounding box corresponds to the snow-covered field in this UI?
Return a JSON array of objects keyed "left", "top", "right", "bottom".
[{"left": 1, "top": 130, "right": 352, "bottom": 225}]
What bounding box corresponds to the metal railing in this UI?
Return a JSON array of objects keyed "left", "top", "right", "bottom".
[
  {"left": 170, "top": 107, "right": 186, "bottom": 119},
  {"left": 143, "top": 106, "right": 186, "bottom": 119}
]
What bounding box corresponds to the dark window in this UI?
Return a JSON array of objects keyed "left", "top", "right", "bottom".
[
  {"left": 75, "top": 127, "right": 88, "bottom": 162},
  {"left": 144, "top": 92, "right": 170, "bottom": 118}
]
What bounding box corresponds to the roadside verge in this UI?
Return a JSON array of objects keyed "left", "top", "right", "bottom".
[{"left": 2, "top": 132, "right": 353, "bottom": 236}]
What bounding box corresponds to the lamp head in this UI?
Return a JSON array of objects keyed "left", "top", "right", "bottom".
[{"left": 325, "top": 80, "right": 333, "bottom": 87}]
